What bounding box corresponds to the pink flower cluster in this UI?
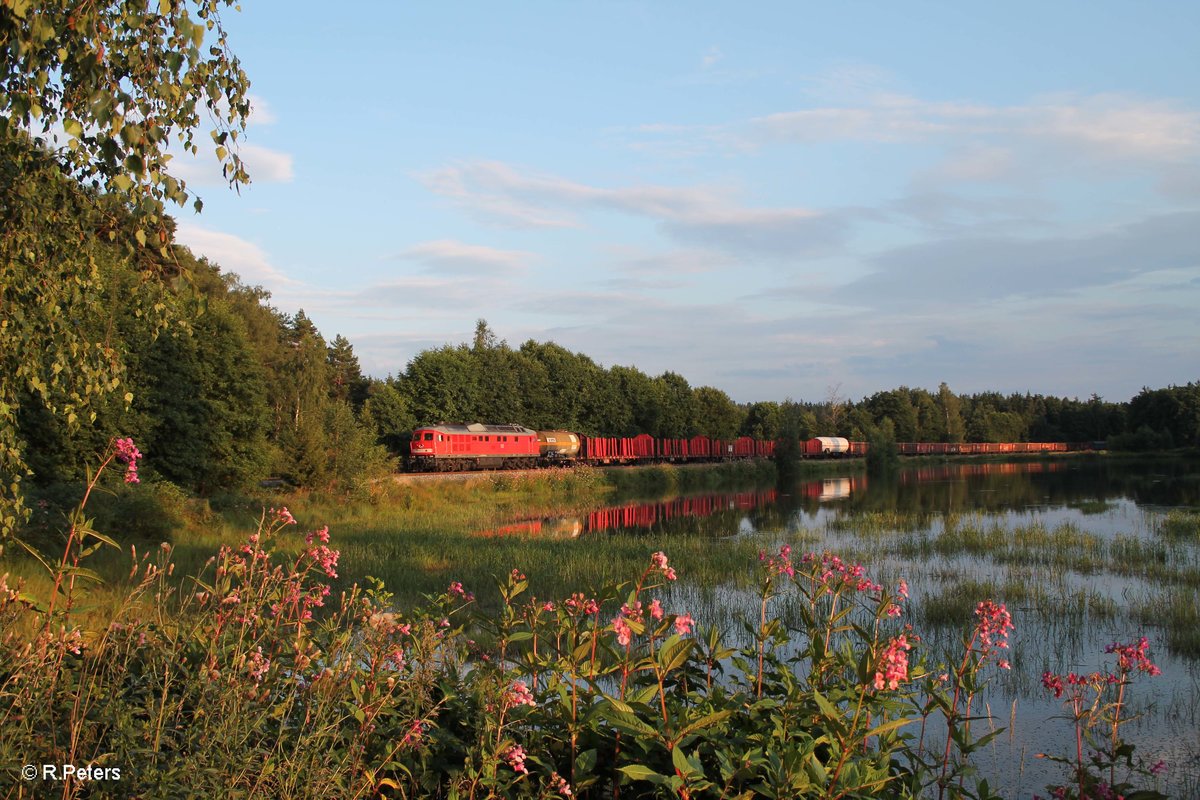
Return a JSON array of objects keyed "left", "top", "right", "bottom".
[
  {"left": 246, "top": 646, "right": 270, "bottom": 682},
  {"left": 613, "top": 615, "right": 632, "bottom": 646},
  {"left": 1040, "top": 671, "right": 1110, "bottom": 699},
  {"left": 273, "top": 506, "right": 296, "bottom": 526},
  {"left": 973, "top": 600, "right": 1014, "bottom": 665},
  {"left": 448, "top": 581, "right": 475, "bottom": 601},
  {"left": 674, "top": 613, "right": 694, "bottom": 636},
  {"left": 649, "top": 598, "right": 664, "bottom": 620},
  {"left": 400, "top": 720, "right": 424, "bottom": 749},
  {"left": 504, "top": 679, "right": 536, "bottom": 708},
  {"left": 612, "top": 602, "right": 642, "bottom": 646},
  {"left": 873, "top": 634, "right": 912, "bottom": 691},
  {"left": 502, "top": 744, "right": 529, "bottom": 774},
  {"left": 801, "top": 552, "right": 882, "bottom": 594},
  {"left": 759, "top": 544, "right": 795, "bottom": 578},
  {"left": 564, "top": 593, "right": 600, "bottom": 616},
  {"left": 651, "top": 551, "right": 677, "bottom": 581},
  {"left": 303, "top": 528, "right": 339, "bottom": 579},
  {"left": 1105, "top": 637, "right": 1162, "bottom": 676},
  {"left": 549, "top": 772, "right": 573, "bottom": 797},
  {"left": 113, "top": 437, "right": 141, "bottom": 484}
]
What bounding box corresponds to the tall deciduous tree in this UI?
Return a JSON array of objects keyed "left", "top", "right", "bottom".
[
  {"left": 693, "top": 386, "right": 743, "bottom": 440},
  {"left": 937, "top": 382, "right": 966, "bottom": 443},
  {"left": 1, "top": 0, "right": 250, "bottom": 544}
]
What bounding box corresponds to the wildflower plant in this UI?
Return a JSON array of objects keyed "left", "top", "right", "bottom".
[
  {"left": 1038, "top": 637, "right": 1169, "bottom": 800},
  {"left": 0, "top": 446, "right": 1176, "bottom": 798}
]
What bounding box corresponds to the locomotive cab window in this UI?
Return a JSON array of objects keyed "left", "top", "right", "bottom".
[{"left": 423, "top": 433, "right": 433, "bottom": 441}]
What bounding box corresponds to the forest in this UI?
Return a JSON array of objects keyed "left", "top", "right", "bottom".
[{"left": 5, "top": 128, "right": 1197, "bottom": 510}]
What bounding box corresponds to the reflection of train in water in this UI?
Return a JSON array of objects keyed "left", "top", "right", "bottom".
[
  {"left": 407, "top": 423, "right": 1087, "bottom": 472},
  {"left": 476, "top": 461, "right": 1073, "bottom": 538},
  {"left": 479, "top": 489, "right": 780, "bottom": 538}
]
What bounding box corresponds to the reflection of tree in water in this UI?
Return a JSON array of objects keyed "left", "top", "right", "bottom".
[
  {"left": 821, "top": 458, "right": 1200, "bottom": 519},
  {"left": 513, "top": 457, "right": 1200, "bottom": 540}
]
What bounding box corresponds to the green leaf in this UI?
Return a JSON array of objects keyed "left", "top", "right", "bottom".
[
  {"left": 863, "top": 716, "right": 914, "bottom": 740},
  {"left": 674, "top": 709, "right": 733, "bottom": 741},
  {"left": 618, "top": 765, "right": 670, "bottom": 786}
]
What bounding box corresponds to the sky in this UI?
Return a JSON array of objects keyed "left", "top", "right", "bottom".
[{"left": 171, "top": 0, "right": 1200, "bottom": 405}]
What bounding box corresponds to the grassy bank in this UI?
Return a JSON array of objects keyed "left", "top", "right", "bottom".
[{"left": 5, "top": 460, "right": 781, "bottom": 618}]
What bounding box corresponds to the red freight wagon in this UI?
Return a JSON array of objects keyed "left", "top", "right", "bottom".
[
  {"left": 581, "top": 436, "right": 634, "bottom": 463},
  {"left": 733, "top": 436, "right": 757, "bottom": 458},
  {"left": 409, "top": 423, "right": 539, "bottom": 471},
  {"left": 632, "top": 434, "right": 656, "bottom": 460},
  {"left": 658, "top": 439, "right": 689, "bottom": 460},
  {"left": 688, "top": 436, "right": 715, "bottom": 459}
]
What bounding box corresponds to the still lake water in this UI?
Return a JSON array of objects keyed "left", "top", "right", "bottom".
[{"left": 525, "top": 457, "right": 1200, "bottom": 797}]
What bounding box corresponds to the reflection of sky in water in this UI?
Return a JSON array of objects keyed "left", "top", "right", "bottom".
[{"left": 561, "top": 460, "right": 1200, "bottom": 798}]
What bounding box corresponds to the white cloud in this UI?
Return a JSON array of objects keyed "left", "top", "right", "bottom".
[
  {"left": 174, "top": 223, "right": 296, "bottom": 289},
  {"left": 421, "top": 160, "right": 844, "bottom": 256},
  {"left": 247, "top": 94, "right": 277, "bottom": 125},
  {"left": 420, "top": 162, "right": 582, "bottom": 228},
  {"left": 742, "top": 92, "right": 1200, "bottom": 162},
  {"left": 1023, "top": 94, "right": 1200, "bottom": 160},
  {"left": 397, "top": 239, "right": 533, "bottom": 274},
  {"left": 239, "top": 144, "right": 294, "bottom": 182}
]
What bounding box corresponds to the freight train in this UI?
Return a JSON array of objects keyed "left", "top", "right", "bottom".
[{"left": 405, "top": 422, "right": 1086, "bottom": 472}]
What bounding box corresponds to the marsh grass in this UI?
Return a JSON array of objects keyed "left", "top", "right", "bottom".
[
  {"left": 1158, "top": 509, "right": 1200, "bottom": 540},
  {"left": 1131, "top": 588, "right": 1200, "bottom": 658}
]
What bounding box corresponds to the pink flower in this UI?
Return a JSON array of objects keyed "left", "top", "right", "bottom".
[
  {"left": 272, "top": 506, "right": 296, "bottom": 526},
  {"left": 502, "top": 744, "right": 529, "bottom": 774},
  {"left": 400, "top": 720, "right": 424, "bottom": 748},
  {"left": 564, "top": 593, "right": 599, "bottom": 615},
  {"left": 873, "top": 634, "right": 911, "bottom": 691},
  {"left": 307, "top": 544, "right": 340, "bottom": 578},
  {"left": 113, "top": 437, "right": 141, "bottom": 484},
  {"left": 651, "top": 551, "right": 678, "bottom": 580},
  {"left": 1106, "top": 637, "right": 1162, "bottom": 676},
  {"left": 973, "top": 600, "right": 1014, "bottom": 661},
  {"left": 674, "top": 613, "right": 695, "bottom": 636},
  {"left": 898, "top": 579, "right": 909, "bottom": 599},
  {"left": 304, "top": 525, "right": 329, "bottom": 543},
  {"left": 550, "top": 772, "right": 574, "bottom": 797},
  {"left": 613, "top": 615, "right": 632, "bottom": 647},
  {"left": 247, "top": 646, "right": 270, "bottom": 682},
  {"left": 504, "top": 680, "right": 536, "bottom": 708},
  {"left": 649, "top": 599, "right": 664, "bottom": 620}
]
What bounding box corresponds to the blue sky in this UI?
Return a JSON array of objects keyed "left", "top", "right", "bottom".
[{"left": 172, "top": 1, "right": 1200, "bottom": 404}]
